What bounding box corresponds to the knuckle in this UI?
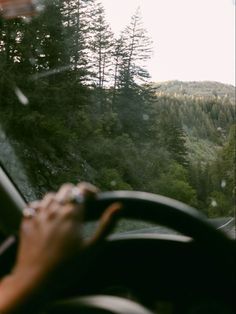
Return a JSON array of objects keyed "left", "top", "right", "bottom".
[
  {"left": 43, "top": 192, "right": 55, "bottom": 201},
  {"left": 59, "top": 183, "right": 74, "bottom": 192},
  {"left": 77, "top": 182, "right": 99, "bottom": 196},
  {"left": 28, "top": 200, "right": 40, "bottom": 208},
  {"left": 61, "top": 205, "right": 77, "bottom": 219}
]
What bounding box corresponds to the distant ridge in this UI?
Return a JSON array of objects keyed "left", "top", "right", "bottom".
[{"left": 151, "top": 80, "right": 235, "bottom": 102}]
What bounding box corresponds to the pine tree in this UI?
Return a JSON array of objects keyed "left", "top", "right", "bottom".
[
  {"left": 62, "top": 0, "right": 95, "bottom": 83},
  {"left": 111, "top": 8, "right": 153, "bottom": 135},
  {"left": 117, "top": 7, "right": 153, "bottom": 88},
  {"left": 89, "top": 1, "right": 114, "bottom": 88}
]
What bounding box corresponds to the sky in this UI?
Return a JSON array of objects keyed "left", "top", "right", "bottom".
[{"left": 101, "top": 0, "right": 235, "bottom": 86}]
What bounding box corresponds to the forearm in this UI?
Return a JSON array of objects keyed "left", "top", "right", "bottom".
[{"left": 0, "top": 268, "right": 45, "bottom": 313}]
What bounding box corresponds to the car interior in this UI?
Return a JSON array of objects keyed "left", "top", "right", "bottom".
[
  {"left": 0, "top": 164, "right": 235, "bottom": 313},
  {"left": 0, "top": 0, "right": 235, "bottom": 313}
]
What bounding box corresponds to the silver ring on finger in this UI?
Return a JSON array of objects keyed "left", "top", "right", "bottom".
[
  {"left": 23, "top": 207, "right": 36, "bottom": 218},
  {"left": 65, "top": 187, "right": 85, "bottom": 206}
]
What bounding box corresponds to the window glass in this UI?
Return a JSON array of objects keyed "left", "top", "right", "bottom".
[{"left": 0, "top": 0, "right": 235, "bottom": 234}]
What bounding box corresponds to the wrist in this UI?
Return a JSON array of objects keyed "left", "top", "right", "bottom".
[{"left": 0, "top": 266, "right": 48, "bottom": 313}]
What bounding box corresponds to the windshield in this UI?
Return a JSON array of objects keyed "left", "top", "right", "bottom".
[{"left": 0, "top": 0, "right": 235, "bottom": 233}]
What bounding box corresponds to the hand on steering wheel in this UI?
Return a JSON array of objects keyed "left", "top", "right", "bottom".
[
  {"left": 0, "top": 182, "right": 122, "bottom": 314},
  {"left": 16, "top": 182, "right": 122, "bottom": 280}
]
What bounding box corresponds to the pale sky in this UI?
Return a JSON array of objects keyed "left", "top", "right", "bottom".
[{"left": 101, "top": 0, "right": 235, "bottom": 86}]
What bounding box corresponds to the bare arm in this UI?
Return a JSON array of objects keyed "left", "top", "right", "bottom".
[{"left": 0, "top": 183, "right": 121, "bottom": 313}]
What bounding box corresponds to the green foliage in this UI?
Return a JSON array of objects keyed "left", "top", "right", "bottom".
[
  {"left": 0, "top": 1, "right": 234, "bottom": 219},
  {"left": 152, "top": 81, "right": 235, "bottom": 103},
  {"left": 151, "top": 163, "right": 197, "bottom": 207},
  {"left": 208, "top": 191, "right": 233, "bottom": 218},
  {"left": 206, "top": 125, "right": 236, "bottom": 216},
  {"left": 96, "top": 168, "right": 133, "bottom": 191}
]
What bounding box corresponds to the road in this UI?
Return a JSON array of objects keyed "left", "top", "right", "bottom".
[
  {"left": 215, "top": 217, "right": 235, "bottom": 239},
  {"left": 115, "top": 217, "right": 235, "bottom": 239}
]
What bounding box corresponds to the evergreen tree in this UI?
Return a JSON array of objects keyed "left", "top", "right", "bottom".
[
  {"left": 111, "top": 8, "right": 153, "bottom": 135},
  {"left": 117, "top": 7, "right": 152, "bottom": 88},
  {"left": 62, "top": 0, "right": 95, "bottom": 82},
  {"left": 207, "top": 124, "right": 236, "bottom": 216},
  {"left": 0, "top": 0, "right": 234, "bottom": 216},
  {"left": 89, "top": 1, "right": 114, "bottom": 89}
]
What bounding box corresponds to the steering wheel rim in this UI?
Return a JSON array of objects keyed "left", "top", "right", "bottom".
[
  {"left": 49, "top": 295, "right": 155, "bottom": 314},
  {"left": 85, "top": 191, "right": 232, "bottom": 250},
  {"left": 47, "top": 191, "right": 235, "bottom": 314},
  {"left": 1, "top": 173, "right": 234, "bottom": 312}
]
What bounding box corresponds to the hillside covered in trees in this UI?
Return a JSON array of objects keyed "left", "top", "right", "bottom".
[
  {"left": 152, "top": 81, "right": 235, "bottom": 102},
  {"left": 0, "top": 0, "right": 235, "bottom": 218}
]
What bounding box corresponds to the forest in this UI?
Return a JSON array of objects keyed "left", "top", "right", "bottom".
[{"left": 0, "top": 0, "right": 235, "bottom": 218}]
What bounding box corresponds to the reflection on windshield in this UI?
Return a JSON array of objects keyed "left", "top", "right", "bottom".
[
  {"left": 0, "top": 126, "right": 36, "bottom": 201},
  {"left": 0, "top": 0, "right": 235, "bottom": 223}
]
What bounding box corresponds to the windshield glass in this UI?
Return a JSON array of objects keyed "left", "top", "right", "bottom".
[{"left": 0, "top": 0, "right": 235, "bottom": 234}]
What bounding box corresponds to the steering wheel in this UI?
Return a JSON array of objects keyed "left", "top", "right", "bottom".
[
  {"left": 47, "top": 191, "right": 235, "bottom": 314},
  {"left": 87, "top": 191, "right": 231, "bottom": 246},
  {"left": 0, "top": 170, "right": 234, "bottom": 313}
]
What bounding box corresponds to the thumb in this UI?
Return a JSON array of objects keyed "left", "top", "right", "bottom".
[{"left": 84, "top": 202, "right": 123, "bottom": 247}]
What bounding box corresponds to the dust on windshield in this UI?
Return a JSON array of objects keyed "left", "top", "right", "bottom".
[{"left": 0, "top": 0, "right": 235, "bottom": 223}]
